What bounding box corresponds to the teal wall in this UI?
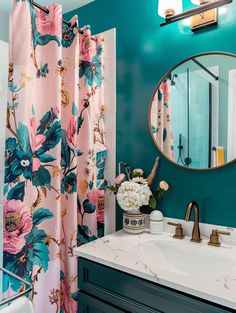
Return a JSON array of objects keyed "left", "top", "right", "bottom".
[{"left": 65, "top": 0, "right": 236, "bottom": 229}]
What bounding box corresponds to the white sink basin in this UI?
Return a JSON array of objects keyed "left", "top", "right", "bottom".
[{"left": 141, "top": 239, "right": 235, "bottom": 278}]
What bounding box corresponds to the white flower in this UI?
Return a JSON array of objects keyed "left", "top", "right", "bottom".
[
  {"left": 132, "top": 177, "right": 148, "bottom": 185},
  {"left": 159, "top": 180, "right": 169, "bottom": 191},
  {"left": 116, "top": 181, "right": 152, "bottom": 211}
]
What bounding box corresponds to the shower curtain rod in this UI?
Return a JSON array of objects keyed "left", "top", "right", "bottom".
[{"left": 31, "top": 0, "right": 84, "bottom": 34}]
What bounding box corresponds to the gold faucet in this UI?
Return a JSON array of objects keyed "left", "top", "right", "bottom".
[{"left": 184, "top": 201, "right": 202, "bottom": 243}]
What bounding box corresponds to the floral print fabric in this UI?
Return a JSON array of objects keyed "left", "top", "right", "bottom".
[
  {"left": 151, "top": 79, "right": 175, "bottom": 161},
  {"left": 3, "top": 1, "right": 106, "bottom": 312}
]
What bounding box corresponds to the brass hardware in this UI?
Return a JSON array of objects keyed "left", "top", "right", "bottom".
[
  {"left": 165, "top": 8, "right": 176, "bottom": 18},
  {"left": 191, "top": 8, "right": 217, "bottom": 31},
  {"left": 208, "top": 229, "right": 231, "bottom": 247},
  {"left": 191, "top": 0, "right": 217, "bottom": 32},
  {"left": 200, "top": 0, "right": 210, "bottom": 4},
  {"left": 184, "top": 201, "right": 202, "bottom": 243},
  {"left": 167, "top": 222, "right": 185, "bottom": 239}
]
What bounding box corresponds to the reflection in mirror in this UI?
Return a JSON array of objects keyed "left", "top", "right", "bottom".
[{"left": 150, "top": 53, "right": 236, "bottom": 170}]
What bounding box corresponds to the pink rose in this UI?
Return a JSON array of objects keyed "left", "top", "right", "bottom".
[
  {"left": 3, "top": 200, "right": 33, "bottom": 254},
  {"left": 133, "top": 168, "right": 144, "bottom": 176},
  {"left": 87, "top": 189, "right": 104, "bottom": 205},
  {"left": 80, "top": 32, "right": 97, "bottom": 62},
  {"left": 66, "top": 117, "right": 78, "bottom": 148},
  {"left": 30, "top": 117, "right": 46, "bottom": 151},
  {"left": 114, "top": 173, "right": 126, "bottom": 185},
  {"left": 35, "top": 4, "right": 62, "bottom": 37},
  {"left": 159, "top": 180, "right": 169, "bottom": 191}
]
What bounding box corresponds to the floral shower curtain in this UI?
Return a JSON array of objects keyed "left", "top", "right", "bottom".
[
  {"left": 151, "top": 78, "right": 175, "bottom": 161},
  {"left": 3, "top": 1, "right": 106, "bottom": 312}
]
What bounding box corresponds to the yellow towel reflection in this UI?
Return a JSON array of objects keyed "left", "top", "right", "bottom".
[{"left": 215, "top": 147, "right": 225, "bottom": 167}]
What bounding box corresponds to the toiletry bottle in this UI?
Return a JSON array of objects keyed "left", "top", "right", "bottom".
[{"left": 149, "top": 210, "right": 164, "bottom": 234}]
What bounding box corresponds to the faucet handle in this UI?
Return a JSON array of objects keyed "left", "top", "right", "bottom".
[
  {"left": 208, "top": 229, "right": 231, "bottom": 247},
  {"left": 167, "top": 222, "right": 185, "bottom": 240}
]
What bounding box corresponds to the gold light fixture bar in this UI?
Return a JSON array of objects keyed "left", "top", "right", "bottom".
[{"left": 160, "top": 0, "right": 233, "bottom": 27}]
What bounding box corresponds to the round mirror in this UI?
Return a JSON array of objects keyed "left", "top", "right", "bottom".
[{"left": 149, "top": 52, "right": 236, "bottom": 170}]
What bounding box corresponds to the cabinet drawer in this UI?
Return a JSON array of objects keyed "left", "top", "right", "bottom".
[
  {"left": 78, "top": 291, "right": 126, "bottom": 313},
  {"left": 78, "top": 258, "right": 233, "bottom": 313}
]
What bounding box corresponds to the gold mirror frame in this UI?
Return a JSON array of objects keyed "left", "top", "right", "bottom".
[{"left": 148, "top": 51, "right": 236, "bottom": 171}]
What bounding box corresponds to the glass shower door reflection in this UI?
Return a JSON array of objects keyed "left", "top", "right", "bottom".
[{"left": 189, "top": 70, "right": 211, "bottom": 168}]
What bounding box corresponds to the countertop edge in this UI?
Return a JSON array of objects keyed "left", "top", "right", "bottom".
[{"left": 75, "top": 250, "right": 236, "bottom": 310}]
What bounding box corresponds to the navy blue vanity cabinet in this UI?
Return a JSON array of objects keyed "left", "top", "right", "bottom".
[{"left": 78, "top": 258, "right": 234, "bottom": 313}]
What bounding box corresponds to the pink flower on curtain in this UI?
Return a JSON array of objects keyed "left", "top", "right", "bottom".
[
  {"left": 87, "top": 190, "right": 105, "bottom": 225},
  {"left": 53, "top": 106, "right": 60, "bottom": 115},
  {"left": 159, "top": 81, "right": 170, "bottom": 103},
  {"left": 80, "top": 31, "right": 97, "bottom": 62},
  {"left": 3, "top": 200, "right": 33, "bottom": 254},
  {"left": 66, "top": 117, "right": 78, "bottom": 148},
  {"left": 87, "top": 189, "right": 104, "bottom": 205},
  {"left": 35, "top": 4, "right": 62, "bottom": 36},
  {"left": 30, "top": 117, "right": 46, "bottom": 171}
]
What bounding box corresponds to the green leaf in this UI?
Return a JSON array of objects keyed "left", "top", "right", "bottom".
[
  {"left": 83, "top": 199, "right": 96, "bottom": 214},
  {"left": 77, "top": 149, "right": 83, "bottom": 157},
  {"left": 37, "top": 110, "right": 55, "bottom": 134},
  {"left": 32, "top": 166, "right": 51, "bottom": 189},
  {"left": 72, "top": 102, "right": 78, "bottom": 116},
  {"left": 77, "top": 224, "right": 97, "bottom": 245},
  {"left": 25, "top": 227, "right": 50, "bottom": 271},
  {"left": 17, "top": 122, "right": 31, "bottom": 154},
  {"left": 7, "top": 182, "right": 25, "bottom": 201},
  {"left": 107, "top": 185, "right": 118, "bottom": 194},
  {"left": 38, "top": 154, "right": 56, "bottom": 163},
  {"left": 77, "top": 115, "right": 84, "bottom": 134},
  {"left": 33, "top": 208, "right": 54, "bottom": 226},
  {"left": 32, "top": 104, "right": 35, "bottom": 116},
  {"left": 61, "top": 129, "right": 71, "bottom": 168},
  {"left": 149, "top": 195, "right": 157, "bottom": 209},
  {"left": 36, "top": 34, "right": 61, "bottom": 47},
  {"left": 37, "top": 121, "right": 61, "bottom": 154}
]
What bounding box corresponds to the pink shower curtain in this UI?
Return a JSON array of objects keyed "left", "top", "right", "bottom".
[
  {"left": 151, "top": 78, "right": 175, "bottom": 161},
  {"left": 3, "top": 1, "right": 106, "bottom": 312}
]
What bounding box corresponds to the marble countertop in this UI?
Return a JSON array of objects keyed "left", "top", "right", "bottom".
[{"left": 74, "top": 219, "right": 236, "bottom": 310}]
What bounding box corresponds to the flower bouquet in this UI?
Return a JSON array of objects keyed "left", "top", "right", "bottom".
[{"left": 106, "top": 158, "right": 169, "bottom": 233}]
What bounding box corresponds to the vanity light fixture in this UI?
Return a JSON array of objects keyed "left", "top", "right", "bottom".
[
  {"left": 159, "top": 0, "right": 233, "bottom": 27},
  {"left": 158, "top": 0, "right": 183, "bottom": 18}
]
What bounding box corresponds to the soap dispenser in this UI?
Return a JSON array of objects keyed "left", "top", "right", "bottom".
[{"left": 149, "top": 210, "right": 164, "bottom": 234}]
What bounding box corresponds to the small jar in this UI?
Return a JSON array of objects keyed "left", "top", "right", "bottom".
[{"left": 149, "top": 210, "right": 164, "bottom": 235}]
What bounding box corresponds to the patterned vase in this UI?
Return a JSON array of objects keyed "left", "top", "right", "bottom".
[{"left": 123, "top": 209, "right": 146, "bottom": 234}]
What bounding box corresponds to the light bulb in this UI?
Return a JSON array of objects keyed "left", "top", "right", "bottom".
[
  {"left": 158, "top": 0, "right": 183, "bottom": 18},
  {"left": 182, "top": 17, "right": 191, "bottom": 26}
]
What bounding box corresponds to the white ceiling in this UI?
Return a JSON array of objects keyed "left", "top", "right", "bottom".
[{"left": 0, "top": 0, "right": 94, "bottom": 13}]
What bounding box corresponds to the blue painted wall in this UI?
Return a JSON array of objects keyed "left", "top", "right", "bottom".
[{"left": 65, "top": 0, "right": 236, "bottom": 229}]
